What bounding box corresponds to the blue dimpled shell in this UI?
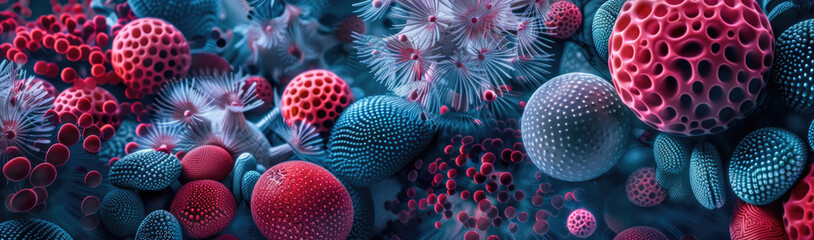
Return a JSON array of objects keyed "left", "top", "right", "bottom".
[
  {"left": 100, "top": 189, "right": 146, "bottom": 237},
  {"left": 653, "top": 134, "right": 691, "bottom": 174},
  {"left": 729, "top": 127, "right": 807, "bottom": 205},
  {"left": 591, "top": 0, "right": 625, "bottom": 60},
  {"left": 241, "top": 170, "right": 262, "bottom": 206},
  {"left": 110, "top": 149, "right": 181, "bottom": 191},
  {"left": 770, "top": 19, "right": 814, "bottom": 116},
  {"left": 136, "top": 210, "right": 182, "bottom": 240},
  {"left": 0, "top": 218, "right": 72, "bottom": 240},
  {"left": 689, "top": 142, "right": 726, "bottom": 210}
]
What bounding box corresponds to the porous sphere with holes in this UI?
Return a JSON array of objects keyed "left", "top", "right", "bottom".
[
  {"left": 54, "top": 86, "right": 121, "bottom": 128},
  {"left": 251, "top": 161, "right": 353, "bottom": 240},
  {"left": 608, "top": 0, "right": 774, "bottom": 136},
  {"left": 112, "top": 18, "right": 191, "bottom": 98},
  {"left": 731, "top": 201, "right": 788, "bottom": 240},
  {"left": 613, "top": 226, "right": 668, "bottom": 240},
  {"left": 729, "top": 128, "right": 807, "bottom": 205},
  {"left": 521, "top": 73, "right": 630, "bottom": 182},
  {"left": 170, "top": 180, "right": 236, "bottom": 239},
  {"left": 545, "top": 0, "right": 583, "bottom": 39},
  {"left": 282, "top": 69, "right": 355, "bottom": 133},
  {"left": 770, "top": 19, "right": 814, "bottom": 116},
  {"left": 783, "top": 163, "right": 814, "bottom": 240},
  {"left": 625, "top": 167, "right": 666, "bottom": 208},
  {"left": 567, "top": 208, "right": 596, "bottom": 238}
]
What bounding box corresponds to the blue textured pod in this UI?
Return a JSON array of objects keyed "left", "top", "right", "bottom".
[
  {"left": 110, "top": 149, "right": 182, "bottom": 191},
  {"left": 655, "top": 166, "right": 695, "bottom": 205},
  {"left": 0, "top": 218, "right": 72, "bottom": 240},
  {"left": 346, "top": 184, "right": 374, "bottom": 240},
  {"left": 729, "top": 127, "right": 807, "bottom": 205},
  {"left": 689, "top": 142, "right": 726, "bottom": 209},
  {"left": 100, "top": 189, "right": 146, "bottom": 237},
  {"left": 327, "top": 95, "right": 434, "bottom": 186},
  {"left": 653, "top": 134, "right": 691, "bottom": 174},
  {"left": 241, "top": 170, "right": 261, "bottom": 205},
  {"left": 231, "top": 153, "right": 257, "bottom": 203},
  {"left": 127, "top": 0, "right": 219, "bottom": 44},
  {"left": 592, "top": 0, "right": 626, "bottom": 60},
  {"left": 809, "top": 119, "right": 814, "bottom": 151},
  {"left": 136, "top": 210, "right": 182, "bottom": 240},
  {"left": 770, "top": 19, "right": 814, "bottom": 116}
]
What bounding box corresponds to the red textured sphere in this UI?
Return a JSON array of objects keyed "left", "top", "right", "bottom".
[
  {"left": 170, "top": 180, "right": 236, "bottom": 239},
  {"left": 54, "top": 86, "right": 121, "bottom": 128},
  {"left": 281, "top": 69, "right": 354, "bottom": 132},
  {"left": 111, "top": 18, "right": 191, "bottom": 97},
  {"left": 545, "top": 0, "right": 583, "bottom": 39},
  {"left": 244, "top": 76, "right": 274, "bottom": 111},
  {"left": 783, "top": 163, "right": 814, "bottom": 240},
  {"left": 614, "top": 226, "right": 668, "bottom": 240},
  {"left": 567, "top": 208, "right": 596, "bottom": 238},
  {"left": 731, "top": 200, "right": 787, "bottom": 239},
  {"left": 251, "top": 161, "right": 353, "bottom": 240},
  {"left": 608, "top": 0, "right": 773, "bottom": 136},
  {"left": 625, "top": 167, "right": 666, "bottom": 207},
  {"left": 181, "top": 145, "right": 234, "bottom": 182}
]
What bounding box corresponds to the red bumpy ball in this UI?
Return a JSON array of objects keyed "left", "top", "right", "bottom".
[
  {"left": 731, "top": 200, "right": 787, "bottom": 239},
  {"left": 181, "top": 145, "right": 234, "bottom": 182},
  {"left": 625, "top": 167, "right": 666, "bottom": 207},
  {"left": 567, "top": 208, "right": 596, "bottom": 238},
  {"left": 112, "top": 18, "right": 191, "bottom": 98},
  {"left": 251, "top": 161, "right": 353, "bottom": 240},
  {"left": 170, "top": 180, "right": 236, "bottom": 239},
  {"left": 609, "top": 0, "right": 773, "bottom": 136},
  {"left": 281, "top": 69, "right": 355, "bottom": 132},
  {"left": 54, "top": 86, "right": 121, "bottom": 128},
  {"left": 783, "top": 163, "right": 814, "bottom": 240},
  {"left": 545, "top": 1, "right": 583, "bottom": 39}
]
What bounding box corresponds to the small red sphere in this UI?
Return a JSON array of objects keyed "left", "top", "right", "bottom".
[
  {"left": 545, "top": 0, "right": 582, "bottom": 39},
  {"left": 3, "top": 156, "right": 30, "bottom": 182},
  {"left": 54, "top": 86, "right": 121, "bottom": 128},
  {"left": 625, "top": 167, "right": 666, "bottom": 207},
  {"left": 281, "top": 69, "right": 354, "bottom": 132},
  {"left": 181, "top": 145, "right": 234, "bottom": 182},
  {"left": 170, "top": 180, "right": 236, "bottom": 239},
  {"left": 567, "top": 208, "right": 596, "bottom": 238}
]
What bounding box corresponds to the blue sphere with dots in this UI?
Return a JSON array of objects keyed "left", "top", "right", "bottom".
[
  {"left": 729, "top": 127, "right": 807, "bottom": 205},
  {"left": 136, "top": 210, "right": 182, "bottom": 240},
  {"left": 110, "top": 149, "right": 182, "bottom": 191},
  {"left": 592, "top": 0, "right": 625, "bottom": 60},
  {"left": 653, "top": 134, "right": 691, "bottom": 174},
  {"left": 100, "top": 189, "right": 146, "bottom": 237},
  {"left": 327, "top": 95, "right": 434, "bottom": 187},
  {"left": 689, "top": 142, "right": 726, "bottom": 209},
  {"left": 0, "top": 218, "right": 72, "bottom": 240},
  {"left": 521, "top": 72, "right": 630, "bottom": 182},
  {"left": 770, "top": 19, "right": 814, "bottom": 116}
]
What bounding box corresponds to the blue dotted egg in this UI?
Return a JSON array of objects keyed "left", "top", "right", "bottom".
[
  {"left": 729, "top": 127, "right": 807, "bottom": 205},
  {"left": 327, "top": 95, "right": 434, "bottom": 186},
  {"left": 241, "top": 170, "right": 261, "bottom": 206},
  {"left": 100, "top": 189, "right": 146, "bottom": 237},
  {"left": 110, "top": 149, "right": 182, "bottom": 191},
  {"left": 231, "top": 153, "right": 257, "bottom": 203},
  {"left": 653, "top": 134, "right": 691, "bottom": 174},
  {"left": 346, "top": 184, "right": 374, "bottom": 240},
  {"left": 0, "top": 218, "right": 72, "bottom": 240},
  {"left": 591, "top": 0, "right": 625, "bottom": 60},
  {"left": 770, "top": 19, "right": 814, "bottom": 116},
  {"left": 136, "top": 210, "right": 182, "bottom": 240},
  {"left": 689, "top": 142, "right": 726, "bottom": 209}
]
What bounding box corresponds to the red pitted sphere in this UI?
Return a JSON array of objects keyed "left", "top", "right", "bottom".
[
  {"left": 567, "top": 208, "right": 596, "bottom": 238},
  {"left": 613, "top": 226, "right": 668, "bottom": 240},
  {"left": 244, "top": 76, "right": 274, "bottom": 110},
  {"left": 625, "top": 167, "right": 666, "bottom": 207},
  {"left": 54, "top": 86, "right": 121, "bottom": 128},
  {"left": 609, "top": 0, "right": 773, "bottom": 136},
  {"left": 170, "top": 180, "right": 235, "bottom": 239},
  {"left": 251, "top": 161, "right": 353, "bottom": 240},
  {"left": 731, "top": 200, "right": 787, "bottom": 239},
  {"left": 181, "top": 145, "right": 234, "bottom": 182},
  {"left": 281, "top": 69, "right": 354, "bottom": 132},
  {"left": 112, "top": 18, "right": 191, "bottom": 97},
  {"left": 545, "top": 0, "right": 582, "bottom": 39},
  {"left": 783, "top": 163, "right": 814, "bottom": 240}
]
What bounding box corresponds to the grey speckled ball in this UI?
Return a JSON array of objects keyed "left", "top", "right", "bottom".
[{"left": 521, "top": 72, "right": 630, "bottom": 182}]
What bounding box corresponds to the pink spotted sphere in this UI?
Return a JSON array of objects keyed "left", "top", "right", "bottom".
[
  {"left": 625, "top": 167, "right": 666, "bottom": 207},
  {"left": 608, "top": 0, "right": 773, "bottom": 136},
  {"left": 567, "top": 208, "right": 597, "bottom": 238}
]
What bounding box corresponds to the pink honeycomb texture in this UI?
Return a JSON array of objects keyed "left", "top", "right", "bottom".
[
  {"left": 111, "top": 18, "right": 191, "bottom": 98},
  {"left": 54, "top": 86, "right": 121, "bottom": 128},
  {"left": 608, "top": 0, "right": 773, "bottom": 136},
  {"left": 567, "top": 208, "right": 596, "bottom": 238},
  {"left": 281, "top": 69, "right": 354, "bottom": 133},
  {"left": 545, "top": 1, "right": 582, "bottom": 39},
  {"left": 784, "top": 163, "right": 814, "bottom": 240},
  {"left": 625, "top": 167, "right": 666, "bottom": 208}
]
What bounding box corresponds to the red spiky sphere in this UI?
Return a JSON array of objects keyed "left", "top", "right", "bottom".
[
  {"left": 251, "top": 161, "right": 353, "bottom": 240},
  {"left": 181, "top": 145, "right": 234, "bottom": 182},
  {"left": 54, "top": 86, "right": 121, "bottom": 128},
  {"left": 281, "top": 69, "right": 354, "bottom": 133},
  {"left": 170, "top": 180, "right": 236, "bottom": 239}
]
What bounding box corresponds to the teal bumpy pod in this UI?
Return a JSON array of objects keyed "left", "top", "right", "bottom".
[
  {"left": 327, "top": 95, "right": 434, "bottom": 187},
  {"left": 653, "top": 134, "right": 691, "bottom": 174},
  {"left": 0, "top": 218, "right": 72, "bottom": 240},
  {"left": 729, "top": 128, "right": 807, "bottom": 205},
  {"left": 592, "top": 0, "right": 626, "bottom": 60},
  {"left": 127, "top": 0, "right": 219, "bottom": 48},
  {"left": 689, "top": 142, "right": 725, "bottom": 209},
  {"left": 100, "top": 189, "right": 146, "bottom": 237},
  {"left": 109, "top": 149, "right": 182, "bottom": 191},
  {"left": 770, "top": 19, "right": 814, "bottom": 116},
  {"left": 136, "top": 210, "right": 182, "bottom": 240}
]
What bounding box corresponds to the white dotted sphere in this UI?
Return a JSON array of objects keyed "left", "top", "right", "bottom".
[{"left": 522, "top": 72, "right": 630, "bottom": 182}]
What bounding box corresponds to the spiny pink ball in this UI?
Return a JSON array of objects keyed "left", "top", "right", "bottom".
[
  {"left": 609, "top": 0, "right": 773, "bottom": 136},
  {"left": 625, "top": 167, "right": 666, "bottom": 207},
  {"left": 281, "top": 69, "right": 354, "bottom": 133},
  {"left": 112, "top": 18, "right": 191, "bottom": 98},
  {"left": 251, "top": 161, "right": 353, "bottom": 240},
  {"left": 567, "top": 208, "right": 596, "bottom": 238},
  {"left": 170, "top": 180, "right": 236, "bottom": 239},
  {"left": 54, "top": 86, "right": 121, "bottom": 128},
  {"left": 545, "top": 0, "right": 583, "bottom": 39},
  {"left": 181, "top": 145, "right": 234, "bottom": 182}
]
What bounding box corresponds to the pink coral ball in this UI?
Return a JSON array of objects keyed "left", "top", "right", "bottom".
[
  {"left": 608, "top": 0, "right": 773, "bottom": 136},
  {"left": 567, "top": 208, "right": 596, "bottom": 238},
  {"left": 732, "top": 200, "right": 787, "bottom": 239},
  {"left": 112, "top": 18, "right": 191, "bottom": 98},
  {"left": 545, "top": 0, "right": 583, "bottom": 39},
  {"left": 54, "top": 86, "right": 121, "bottom": 128},
  {"left": 625, "top": 167, "right": 666, "bottom": 207},
  {"left": 181, "top": 145, "right": 234, "bottom": 182},
  {"left": 783, "top": 163, "right": 814, "bottom": 240},
  {"left": 170, "top": 180, "right": 236, "bottom": 239},
  {"left": 251, "top": 161, "right": 353, "bottom": 240},
  {"left": 281, "top": 69, "right": 355, "bottom": 133}
]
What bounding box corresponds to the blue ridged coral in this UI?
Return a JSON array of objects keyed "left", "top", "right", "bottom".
[
  {"left": 100, "top": 189, "right": 146, "bottom": 237},
  {"left": 770, "top": 19, "right": 814, "bottom": 116},
  {"left": 689, "top": 142, "right": 725, "bottom": 209},
  {"left": 109, "top": 149, "right": 182, "bottom": 191},
  {"left": 653, "top": 134, "right": 691, "bottom": 174},
  {"left": 346, "top": 184, "right": 374, "bottom": 240},
  {"left": 135, "top": 210, "right": 183, "bottom": 240},
  {"left": 592, "top": 0, "right": 625, "bottom": 60},
  {"left": 327, "top": 95, "right": 434, "bottom": 186},
  {"left": 729, "top": 127, "right": 807, "bottom": 205},
  {"left": 0, "top": 218, "right": 72, "bottom": 240},
  {"left": 241, "top": 170, "right": 261, "bottom": 205},
  {"left": 127, "top": 0, "right": 219, "bottom": 47}
]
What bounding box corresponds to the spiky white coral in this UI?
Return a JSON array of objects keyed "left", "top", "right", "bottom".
[{"left": 0, "top": 61, "right": 55, "bottom": 158}]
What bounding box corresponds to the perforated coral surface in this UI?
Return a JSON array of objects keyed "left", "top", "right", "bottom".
[
  {"left": 626, "top": 167, "right": 666, "bottom": 208},
  {"left": 112, "top": 18, "right": 191, "bottom": 98},
  {"left": 54, "top": 86, "right": 121, "bottom": 128},
  {"left": 609, "top": 0, "right": 774, "bottom": 136},
  {"left": 282, "top": 69, "right": 354, "bottom": 133},
  {"left": 545, "top": 0, "right": 583, "bottom": 39},
  {"left": 784, "top": 163, "right": 814, "bottom": 240},
  {"left": 566, "top": 208, "right": 596, "bottom": 238}
]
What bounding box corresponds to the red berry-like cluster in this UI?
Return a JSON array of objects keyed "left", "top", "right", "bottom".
[{"left": 281, "top": 69, "right": 354, "bottom": 132}]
